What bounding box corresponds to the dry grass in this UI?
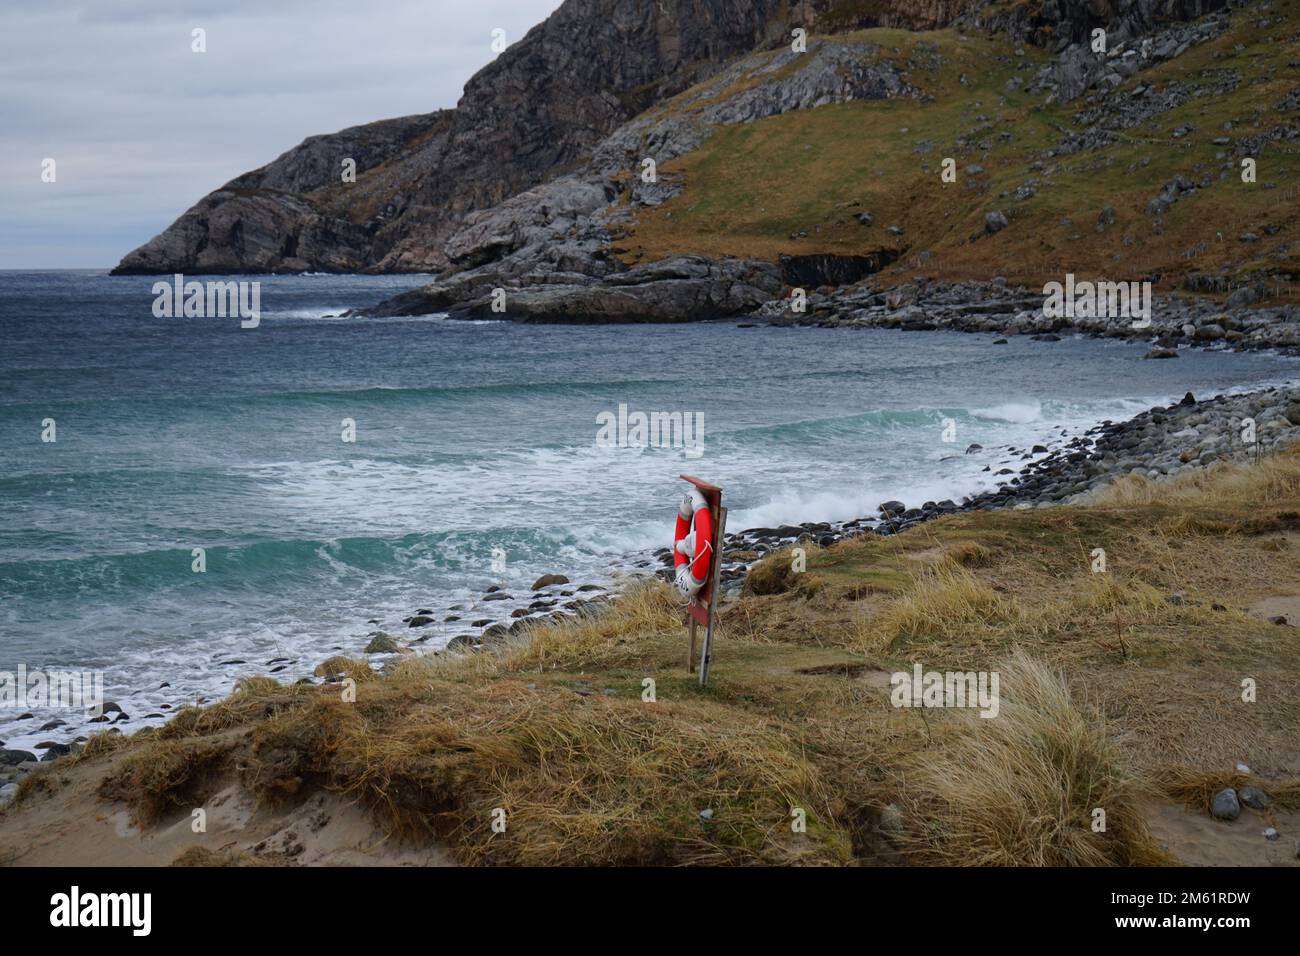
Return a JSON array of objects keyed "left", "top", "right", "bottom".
[
  {"left": 623, "top": 16, "right": 1300, "bottom": 301},
  {"left": 891, "top": 652, "right": 1175, "bottom": 866},
  {"left": 494, "top": 580, "right": 681, "bottom": 673},
  {"left": 170, "top": 846, "right": 270, "bottom": 867},
  {"left": 1036, "top": 572, "right": 1184, "bottom": 637},
  {"left": 313, "top": 656, "right": 379, "bottom": 682},
  {"left": 1094, "top": 450, "right": 1300, "bottom": 508},
  {"left": 201, "top": 673, "right": 848, "bottom": 865},
  {"left": 743, "top": 543, "right": 826, "bottom": 596},
  {"left": 1154, "top": 766, "right": 1300, "bottom": 813},
  {"left": 856, "top": 563, "right": 1023, "bottom": 651},
  {"left": 100, "top": 737, "right": 237, "bottom": 825},
  {"left": 943, "top": 540, "right": 995, "bottom": 567}
]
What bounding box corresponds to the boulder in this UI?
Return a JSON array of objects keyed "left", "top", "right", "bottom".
[
  {"left": 1210, "top": 788, "right": 1241, "bottom": 821},
  {"left": 364, "top": 632, "right": 401, "bottom": 653},
  {"left": 531, "top": 573, "right": 571, "bottom": 590},
  {"left": 984, "top": 210, "right": 1009, "bottom": 234}
]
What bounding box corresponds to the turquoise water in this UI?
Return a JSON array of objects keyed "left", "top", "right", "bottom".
[{"left": 1, "top": 269, "right": 1297, "bottom": 746}]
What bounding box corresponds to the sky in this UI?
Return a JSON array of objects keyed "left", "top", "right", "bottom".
[{"left": 0, "top": 0, "right": 562, "bottom": 268}]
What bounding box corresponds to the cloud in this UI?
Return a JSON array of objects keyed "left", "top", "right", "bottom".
[{"left": 0, "top": 0, "right": 562, "bottom": 267}]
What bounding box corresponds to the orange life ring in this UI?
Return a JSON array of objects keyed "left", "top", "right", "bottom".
[{"left": 673, "top": 487, "right": 714, "bottom": 598}]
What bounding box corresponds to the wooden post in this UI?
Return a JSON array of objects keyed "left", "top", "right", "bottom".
[
  {"left": 698, "top": 505, "right": 726, "bottom": 687},
  {"left": 688, "top": 618, "right": 697, "bottom": 674}
]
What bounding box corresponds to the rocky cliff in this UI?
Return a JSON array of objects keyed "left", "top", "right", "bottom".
[
  {"left": 115, "top": 0, "right": 1242, "bottom": 283},
  {"left": 115, "top": 0, "right": 801, "bottom": 274},
  {"left": 361, "top": 0, "right": 1283, "bottom": 322},
  {"left": 110, "top": 0, "right": 1036, "bottom": 275}
]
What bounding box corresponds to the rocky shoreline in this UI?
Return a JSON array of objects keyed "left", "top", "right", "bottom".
[
  {"left": 358, "top": 381, "right": 1299, "bottom": 654},
  {"left": 299, "top": 375, "right": 1300, "bottom": 648},
  {"left": 760, "top": 277, "right": 1300, "bottom": 354}
]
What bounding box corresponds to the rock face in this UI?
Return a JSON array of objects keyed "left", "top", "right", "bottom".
[
  {"left": 359, "top": 38, "right": 916, "bottom": 319},
  {"left": 115, "top": 0, "right": 801, "bottom": 274},
  {"left": 113, "top": 112, "right": 452, "bottom": 274},
  {"left": 368, "top": 255, "right": 784, "bottom": 323}
]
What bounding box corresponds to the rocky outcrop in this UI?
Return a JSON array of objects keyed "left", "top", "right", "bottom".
[
  {"left": 112, "top": 112, "right": 452, "bottom": 274},
  {"left": 762, "top": 276, "right": 1300, "bottom": 353},
  {"left": 365, "top": 255, "right": 783, "bottom": 323},
  {"left": 958, "top": 0, "right": 1230, "bottom": 49},
  {"left": 1029, "top": 3, "right": 1229, "bottom": 102},
  {"left": 360, "top": 39, "right": 916, "bottom": 320}
]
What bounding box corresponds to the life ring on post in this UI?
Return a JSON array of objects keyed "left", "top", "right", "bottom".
[{"left": 673, "top": 487, "right": 714, "bottom": 598}]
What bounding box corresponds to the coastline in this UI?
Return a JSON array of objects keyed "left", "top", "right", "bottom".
[
  {"left": 768, "top": 278, "right": 1300, "bottom": 355},
  {"left": 2, "top": 351, "right": 1297, "bottom": 777}
]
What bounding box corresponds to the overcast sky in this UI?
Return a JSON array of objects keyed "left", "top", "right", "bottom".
[{"left": 0, "top": 0, "right": 562, "bottom": 269}]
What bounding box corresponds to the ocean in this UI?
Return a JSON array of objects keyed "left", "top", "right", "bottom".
[{"left": 1, "top": 269, "right": 1296, "bottom": 748}]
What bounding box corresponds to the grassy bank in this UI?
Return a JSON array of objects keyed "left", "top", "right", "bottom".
[
  {"left": 621, "top": 13, "right": 1300, "bottom": 299},
  {"left": 5, "top": 445, "right": 1298, "bottom": 866}
]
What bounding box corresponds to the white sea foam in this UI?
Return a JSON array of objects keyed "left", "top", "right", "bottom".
[{"left": 971, "top": 400, "right": 1043, "bottom": 423}]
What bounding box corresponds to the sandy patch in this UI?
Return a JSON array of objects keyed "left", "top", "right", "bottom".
[
  {"left": 0, "top": 758, "right": 452, "bottom": 866},
  {"left": 1144, "top": 800, "right": 1299, "bottom": 867},
  {"left": 1247, "top": 593, "right": 1300, "bottom": 625}
]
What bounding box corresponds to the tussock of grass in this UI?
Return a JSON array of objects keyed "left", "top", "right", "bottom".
[
  {"left": 170, "top": 846, "right": 269, "bottom": 867},
  {"left": 744, "top": 543, "right": 826, "bottom": 597},
  {"left": 892, "top": 652, "right": 1174, "bottom": 866},
  {"left": 75, "top": 729, "right": 129, "bottom": 761},
  {"left": 858, "top": 564, "right": 1023, "bottom": 650},
  {"left": 1094, "top": 449, "right": 1300, "bottom": 508},
  {"left": 11, "top": 769, "right": 57, "bottom": 806},
  {"left": 1042, "top": 573, "right": 1177, "bottom": 628},
  {"left": 943, "top": 540, "right": 995, "bottom": 567},
  {"left": 100, "top": 738, "right": 237, "bottom": 824},
  {"left": 313, "top": 656, "right": 378, "bottom": 682},
  {"left": 233, "top": 676, "right": 284, "bottom": 696},
  {"left": 745, "top": 548, "right": 801, "bottom": 595}
]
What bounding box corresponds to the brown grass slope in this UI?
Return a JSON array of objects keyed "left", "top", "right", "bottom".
[{"left": 622, "top": 11, "right": 1300, "bottom": 300}]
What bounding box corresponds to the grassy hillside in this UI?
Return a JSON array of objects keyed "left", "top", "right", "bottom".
[
  {"left": 621, "top": 12, "right": 1300, "bottom": 300},
  {"left": 7, "top": 447, "right": 1299, "bottom": 866}
]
